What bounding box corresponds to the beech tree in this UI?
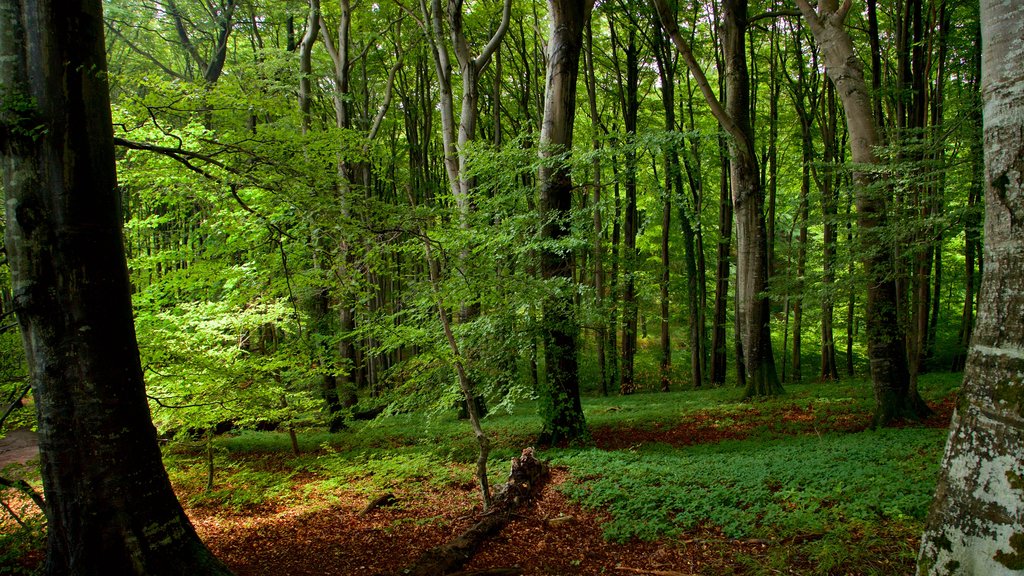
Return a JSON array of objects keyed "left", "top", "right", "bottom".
[
  {"left": 794, "top": 0, "right": 929, "bottom": 425},
  {"left": 537, "top": 0, "right": 595, "bottom": 443},
  {"left": 0, "top": 0, "right": 232, "bottom": 574},
  {"left": 653, "top": 0, "right": 782, "bottom": 396},
  {"left": 917, "top": 0, "right": 1024, "bottom": 572}
]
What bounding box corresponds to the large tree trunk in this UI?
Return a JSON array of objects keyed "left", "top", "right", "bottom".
[
  {"left": 0, "top": 2, "right": 232, "bottom": 574},
  {"left": 721, "top": 0, "right": 780, "bottom": 397},
  {"left": 537, "top": 0, "right": 594, "bottom": 444},
  {"left": 917, "top": 1, "right": 1024, "bottom": 571},
  {"left": 796, "top": 0, "right": 929, "bottom": 425},
  {"left": 653, "top": 0, "right": 779, "bottom": 394}
]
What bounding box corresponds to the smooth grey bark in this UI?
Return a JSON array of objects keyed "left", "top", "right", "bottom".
[
  {"left": 654, "top": 0, "right": 781, "bottom": 395},
  {"left": 795, "top": 0, "right": 928, "bottom": 424},
  {"left": 917, "top": 0, "right": 1024, "bottom": 572},
  {"left": 320, "top": 0, "right": 401, "bottom": 405},
  {"left": 537, "top": 0, "right": 595, "bottom": 443},
  {"left": 0, "top": 1, "right": 232, "bottom": 574}
]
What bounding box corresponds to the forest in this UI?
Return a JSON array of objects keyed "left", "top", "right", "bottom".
[{"left": 0, "top": 0, "right": 1022, "bottom": 574}]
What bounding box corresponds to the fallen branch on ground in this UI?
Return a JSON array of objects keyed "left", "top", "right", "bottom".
[
  {"left": 614, "top": 567, "right": 693, "bottom": 576},
  {"left": 396, "top": 448, "right": 548, "bottom": 576},
  {"left": 0, "top": 476, "right": 45, "bottom": 513},
  {"left": 360, "top": 492, "right": 398, "bottom": 516}
]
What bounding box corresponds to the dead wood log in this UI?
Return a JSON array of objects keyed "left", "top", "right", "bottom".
[
  {"left": 360, "top": 492, "right": 398, "bottom": 515},
  {"left": 397, "top": 448, "right": 548, "bottom": 576}
]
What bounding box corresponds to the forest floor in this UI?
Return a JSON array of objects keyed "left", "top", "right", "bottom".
[
  {"left": 0, "top": 428, "right": 37, "bottom": 470},
  {"left": 1, "top": 376, "right": 958, "bottom": 576},
  {"left": 187, "top": 395, "right": 954, "bottom": 576}
]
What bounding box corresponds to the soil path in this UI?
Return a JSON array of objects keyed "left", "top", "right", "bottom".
[{"left": 0, "top": 428, "right": 38, "bottom": 470}]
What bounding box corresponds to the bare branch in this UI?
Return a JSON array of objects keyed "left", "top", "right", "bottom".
[
  {"left": 105, "top": 22, "right": 187, "bottom": 80},
  {"left": 475, "top": 0, "right": 513, "bottom": 70}
]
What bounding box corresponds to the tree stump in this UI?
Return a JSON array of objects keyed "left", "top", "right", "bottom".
[{"left": 397, "top": 448, "right": 548, "bottom": 576}]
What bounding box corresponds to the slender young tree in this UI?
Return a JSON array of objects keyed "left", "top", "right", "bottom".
[
  {"left": 609, "top": 16, "right": 642, "bottom": 395},
  {"left": 537, "top": 0, "right": 595, "bottom": 443},
  {"left": 0, "top": 1, "right": 233, "bottom": 573},
  {"left": 917, "top": 0, "right": 1024, "bottom": 571}
]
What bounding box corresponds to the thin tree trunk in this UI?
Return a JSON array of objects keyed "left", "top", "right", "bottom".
[
  {"left": 584, "top": 19, "right": 608, "bottom": 396},
  {"left": 611, "top": 22, "right": 640, "bottom": 395}
]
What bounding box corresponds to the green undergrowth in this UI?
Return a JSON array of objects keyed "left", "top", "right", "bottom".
[
  {"left": 553, "top": 427, "right": 947, "bottom": 542},
  {"left": 153, "top": 372, "right": 958, "bottom": 574}
]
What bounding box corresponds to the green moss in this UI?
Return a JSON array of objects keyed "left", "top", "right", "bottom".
[
  {"left": 1007, "top": 470, "right": 1024, "bottom": 492},
  {"left": 994, "top": 533, "right": 1024, "bottom": 570},
  {"left": 993, "top": 382, "right": 1024, "bottom": 417}
]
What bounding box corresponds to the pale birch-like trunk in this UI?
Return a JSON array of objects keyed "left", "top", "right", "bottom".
[{"left": 917, "top": 0, "right": 1024, "bottom": 572}]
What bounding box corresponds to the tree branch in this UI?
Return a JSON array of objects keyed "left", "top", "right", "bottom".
[
  {"left": 105, "top": 22, "right": 187, "bottom": 81},
  {"left": 0, "top": 476, "right": 46, "bottom": 515},
  {"left": 650, "top": 0, "right": 752, "bottom": 159},
  {"left": 475, "top": 0, "right": 513, "bottom": 71}
]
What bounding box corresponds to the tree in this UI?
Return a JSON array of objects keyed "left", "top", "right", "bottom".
[
  {"left": 794, "top": 0, "right": 929, "bottom": 425},
  {"left": 537, "top": 0, "right": 595, "bottom": 443},
  {"left": 916, "top": 0, "right": 1024, "bottom": 572},
  {"left": 0, "top": 1, "right": 233, "bottom": 574},
  {"left": 654, "top": 0, "right": 782, "bottom": 396}
]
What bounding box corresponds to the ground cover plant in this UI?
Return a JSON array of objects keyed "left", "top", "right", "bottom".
[{"left": 2, "top": 372, "right": 958, "bottom": 575}]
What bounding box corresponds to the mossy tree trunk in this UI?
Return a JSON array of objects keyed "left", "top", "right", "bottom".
[
  {"left": 917, "top": 0, "right": 1024, "bottom": 572},
  {"left": 537, "top": 0, "right": 594, "bottom": 444},
  {"left": 0, "top": 1, "right": 232, "bottom": 574}
]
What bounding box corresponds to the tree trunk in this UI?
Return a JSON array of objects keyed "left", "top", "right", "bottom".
[
  {"left": 819, "top": 79, "right": 840, "bottom": 381},
  {"left": 711, "top": 141, "right": 732, "bottom": 386},
  {"left": 917, "top": 1, "right": 1024, "bottom": 570},
  {"left": 537, "top": 0, "right": 594, "bottom": 444},
  {"left": 654, "top": 0, "right": 779, "bottom": 393},
  {"left": 721, "top": 0, "right": 781, "bottom": 397},
  {"left": 951, "top": 35, "right": 982, "bottom": 373},
  {"left": 584, "top": 19, "right": 608, "bottom": 396},
  {"left": 0, "top": 2, "right": 233, "bottom": 574},
  {"left": 614, "top": 23, "right": 640, "bottom": 395},
  {"left": 796, "top": 0, "right": 928, "bottom": 424}
]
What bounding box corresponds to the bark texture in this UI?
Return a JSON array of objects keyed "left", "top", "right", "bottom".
[
  {"left": 654, "top": 0, "right": 780, "bottom": 394},
  {"left": 795, "top": 0, "right": 928, "bottom": 424},
  {"left": 536, "top": 0, "right": 594, "bottom": 443},
  {"left": 917, "top": 1, "right": 1024, "bottom": 573},
  {"left": 0, "top": 2, "right": 232, "bottom": 574}
]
